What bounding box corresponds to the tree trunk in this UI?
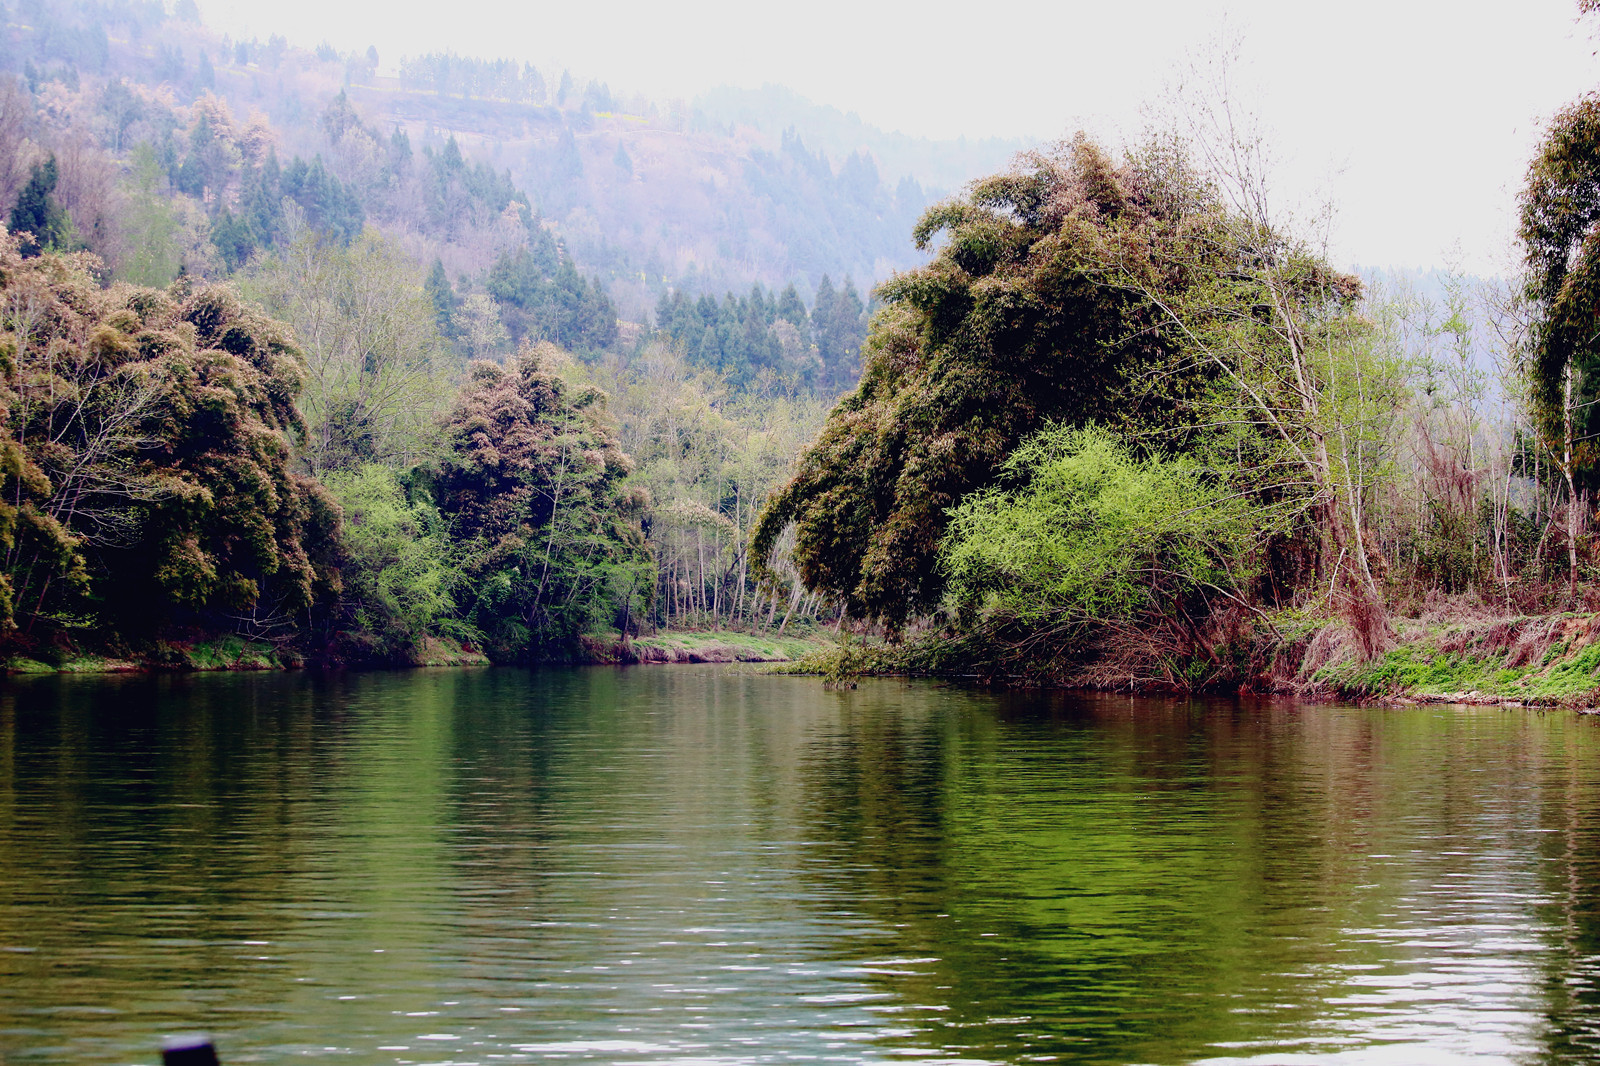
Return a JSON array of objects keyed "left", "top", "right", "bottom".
[{"left": 1566, "top": 359, "right": 1579, "bottom": 593}]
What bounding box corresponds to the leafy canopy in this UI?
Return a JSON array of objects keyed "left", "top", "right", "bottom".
[
  {"left": 435, "top": 349, "right": 651, "bottom": 660},
  {"left": 941, "top": 424, "right": 1259, "bottom": 633},
  {"left": 752, "top": 136, "right": 1217, "bottom": 628},
  {"left": 0, "top": 233, "right": 340, "bottom": 639},
  {"left": 322, "top": 463, "right": 456, "bottom": 653},
  {"left": 1520, "top": 92, "right": 1600, "bottom": 474}
]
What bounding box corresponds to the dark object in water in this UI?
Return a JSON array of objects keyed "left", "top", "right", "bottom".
[{"left": 162, "top": 1035, "right": 219, "bottom": 1066}]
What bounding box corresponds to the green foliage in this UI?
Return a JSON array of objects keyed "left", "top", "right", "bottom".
[
  {"left": 626, "top": 629, "right": 825, "bottom": 662},
  {"left": 0, "top": 233, "right": 340, "bottom": 643},
  {"left": 1532, "top": 638, "right": 1600, "bottom": 698},
  {"left": 322, "top": 464, "right": 457, "bottom": 651},
  {"left": 435, "top": 352, "right": 652, "bottom": 660},
  {"left": 242, "top": 228, "right": 445, "bottom": 475},
  {"left": 424, "top": 258, "right": 457, "bottom": 339},
  {"left": 753, "top": 139, "right": 1202, "bottom": 629},
  {"left": 416, "top": 135, "right": 525, "bottom": 242},
  {"left": 6, "top": 5, "right": 1530, "bottom": 678},
  {"left": 1400, "top": 506, "right": 1482, "bottom": 593},
  {"left": 654, "top": 278, "right": 861, "bottom": 394},
  {"left": 940, "top": 425, "right": 1258, "bottom": 634},
  {"left": 1320, "top": 630, "right": 1600, "bottom": 704},
  {"left": 487, "top": 239, "right": 618, "bottom": 354},
  {"left": 152, "top": 95, "right": 364, "bottom": 267},
  {"left": 182, "top": 636, "right": 279, "bottom": 670},
  {"left": 279, "top": 156, "right": 364, "bottom": 244},
  {"left": 117, "top": 145, "right": 184, "bottom": 286},
  {"left": 1519, "top": 93, "right": 1600, "bottom": 482},
  {"left": 765, "top": 639, "right": 892, "bottom": 678},
  {"left": 8, "top": 156, "right": 74, "bottom": 257},
  {"left": 809, "top": 274, "right": 866, "bottom": 390},
  {"left": 582, "top": 341, "right": 831, "bottom": 633}
]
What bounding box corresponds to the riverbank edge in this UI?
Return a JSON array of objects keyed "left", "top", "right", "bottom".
[
  {"left": 582, "top": 631, "right": 831, "bottom": 665},
  {"left": 764, "top": 610, "right": 1600, "bottom": 712},
  {"left": 1301, "top": 611, "right": 1600, "bottom": 711},
  {"left": 15, "top": 613, "right": 1598, "bottom": 713},
  {"left": 0, "top": 629, "right": 831, "bottom": 676}
]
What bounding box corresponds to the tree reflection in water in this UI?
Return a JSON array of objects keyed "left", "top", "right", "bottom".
[{"left": 2, "top": 669, "right": 1599, "bottom": 1064}]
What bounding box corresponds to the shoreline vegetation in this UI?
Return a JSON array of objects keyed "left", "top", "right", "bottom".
[
  {"left": 735, "top": 50, "right": 1600, "bottom": 717},
  {"left": 770, "top": 609, "right": 1600, "bottom": 711},
  {"left": 12, "top": 6, "right": 1600, "bottom": 713},
  {"left": 18, "top": 612, "right": 1600, "bottom": 715},
  {"left": 1, "top": 628, "right": 832, "bottom": 675}
]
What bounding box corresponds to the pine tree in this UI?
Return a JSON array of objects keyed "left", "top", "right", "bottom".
[
  {"left": 425, "top": 258, "right": 458, "bottom": 339},
  {"left": 210, "top": 209, "right": 253, "bottom": 271},
  {"left": 825, "top": 276, "right": 866, "bottom": 387},
  {"left": 776, "top": 283, "right": 809, "bottom": 336},
  {"left": 8, "top": 157, "right": 70, "bottom": 257},
  {"left": 811, "top": 275, "right": 839, "bottom": 379},
  {"left": 242, "top": 149, "right": 283, "bottom": 247}
]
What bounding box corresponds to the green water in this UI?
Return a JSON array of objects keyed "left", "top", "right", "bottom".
[{"left": 3, "top": 667, "right": 1600, "bottom": 1065}]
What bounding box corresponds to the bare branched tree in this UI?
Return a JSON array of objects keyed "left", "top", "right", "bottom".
[{"left": 1131, "top": 42, "right": 1401, "bottom": 655}]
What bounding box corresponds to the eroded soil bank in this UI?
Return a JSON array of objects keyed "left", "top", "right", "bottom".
[{"left": 770, "top": 610, "right": 1600, "bottom": 711}]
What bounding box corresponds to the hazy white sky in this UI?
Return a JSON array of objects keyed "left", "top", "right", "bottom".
[{"left": 196, "top": 0, "right": 1600, "bottom": 274}]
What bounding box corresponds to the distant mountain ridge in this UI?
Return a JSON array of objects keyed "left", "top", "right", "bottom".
[
  {"left": 690, "top": 84, "right": 1028, "bottom": 193},
  {"left": 340, "top": 73, "right": 1026, "bottom": 315},
  {"left": 0, "top": 0, "right": 1031, "bottom": 323}
]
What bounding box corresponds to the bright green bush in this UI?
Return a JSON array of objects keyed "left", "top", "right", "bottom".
[
  {"left": 323, "top": 464, "right": 457, "bottom": 651},
  {"left": 940, "top": 424, "right": 1258, "bottom": 633}
]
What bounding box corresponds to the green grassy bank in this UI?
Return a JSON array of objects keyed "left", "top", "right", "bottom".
[
  {"left": 582, "top": 630, "right": 830, "bottom": 665},
  {"left": 1311, "top": 613, "right": 1600, "bottom": 708},
  {"left": 3, "top": 630, "right": 828, "bottom": 675},
  {"left": 767, "top": 611, "right": 1600, "bottom": 710}
]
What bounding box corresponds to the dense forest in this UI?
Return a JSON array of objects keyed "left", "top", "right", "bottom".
[
  {"left": 8, "top": 0, "right": 1600, "bottom": 697},
  {"left": 0, "top": 0, "right": 885, "bottom": 666},
  {"left": 0, "top": 214, "right": 844, "bottom": 664},
  {"left": 753, "top": 64, "right": 1600, "bottom": 694},
  {"left": 723, "top": 18, "right": 1600, "bottom": 703}
]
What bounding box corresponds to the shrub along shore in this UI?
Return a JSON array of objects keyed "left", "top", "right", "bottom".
[
  {"left": 767, "top": 610, "right": 1600, "bottom": 711},
  {"left": 17, "top": 614, "right": 1600, "bottom": 715},
  {"left": 1, "top": 629, "right": 832, "bottom": 674}
]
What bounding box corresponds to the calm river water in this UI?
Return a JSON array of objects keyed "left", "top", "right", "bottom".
[{"left": 3, "top": 666, "right": 1600, "bottom": 1065}]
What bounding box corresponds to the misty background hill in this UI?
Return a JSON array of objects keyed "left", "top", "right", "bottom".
[{"left": 0, "top": 0, "right": 1025, "bottom": 326}]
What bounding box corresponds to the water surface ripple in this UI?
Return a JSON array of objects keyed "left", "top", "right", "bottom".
[{"left": 3, "top": 667, "right": 1600, "bottom": 1065}]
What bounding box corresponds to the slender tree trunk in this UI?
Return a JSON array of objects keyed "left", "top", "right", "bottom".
[
  {"left": 777, "top": 577, "right": 804, "bottom": 636},
  {"left": 733, "top": 487, "right": 747, "bottom": 627},
  {"left": 711, "top": 527, "right": 721, "bottom": 623},
  {"left": 1566, "top": 360, "right": 1579, "bottom": 593},
  {"left": 696, "top": 528, "right": 706, "bottom": 622}
]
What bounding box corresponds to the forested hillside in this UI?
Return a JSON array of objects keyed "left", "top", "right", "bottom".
[
  {"left": 376, "top": 63, "right": 1020, "bottom": 309},
  {"left": 0, "top": 0, "right": 1019, "bottom": 319},
  {"left": 0, "top": 0, "right": 918, "bottom": 666},
  {"left": 756, "top": 108, "right": 1600, "bottom": 700},
  {"left": 11, "top": 0, "right": 1600, "bottom": 699}
]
